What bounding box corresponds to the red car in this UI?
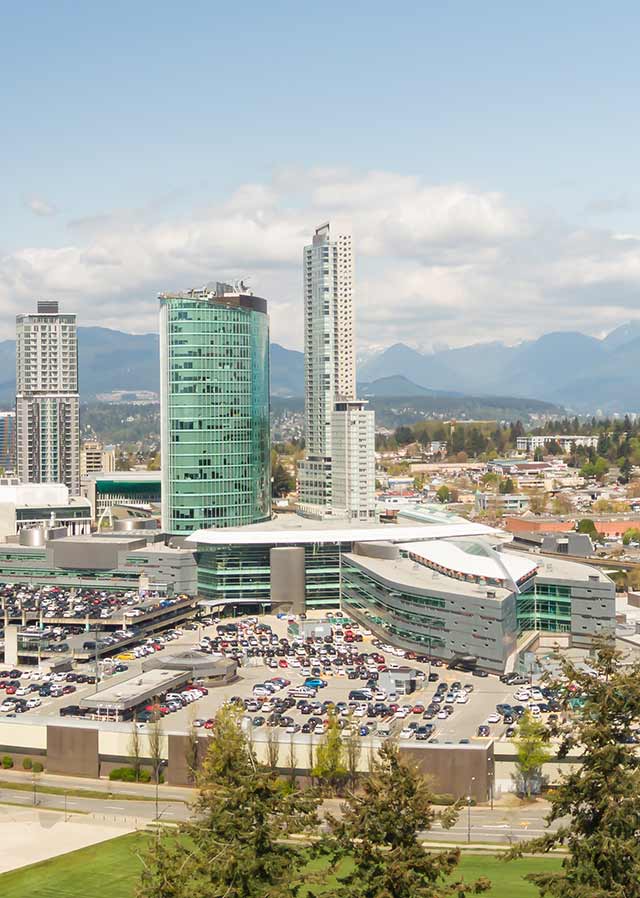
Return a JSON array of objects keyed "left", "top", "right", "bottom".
[{"left": 412, "top": 703, "right": 425, "bottom": 714}]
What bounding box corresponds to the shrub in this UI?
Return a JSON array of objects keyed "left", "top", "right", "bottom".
[
  {"left": 138, "top": 769, "right": 151, "bottom": 783},
  {"left": 109, "top": 767, "right": 137, "bottom": 782},
  {"left": 2, "top": 756, "right": 13, "bottom": 769},
  {"left": 22, "top": 757, "right": 33, "bottom": 770},
  {"left": 32, "top": 762, "right": 44, "bottom": 773}
]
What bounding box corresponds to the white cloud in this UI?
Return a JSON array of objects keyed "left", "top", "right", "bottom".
[
  {"left": 3, "top": 169, "right": 640, "bottom": 351},
  {"left": 25, "top": 196, "right": 57, "bottom": 217}
]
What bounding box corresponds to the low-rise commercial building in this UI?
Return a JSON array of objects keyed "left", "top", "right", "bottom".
[
  {"left": 0, "top": 479, "right": 91, "bottom": 539},
  {"left": 81, "top": 471, "right": 161, "bottom": 521},
  {"left": 340, "top": 537, "right": 614, "bottom": 672},
  {"left": 0, "top": 531, "right": 196, "bottom": 595}
]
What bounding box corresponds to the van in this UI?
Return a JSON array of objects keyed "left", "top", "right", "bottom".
[
  {"left": 289, "top": 686, "right": 317, "bottom": 698},
  {"left": 83, "top": 641, "right": 96, "bottom": 651}
]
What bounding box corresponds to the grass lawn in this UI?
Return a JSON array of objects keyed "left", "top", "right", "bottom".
[
  {"left": 0, "top": 831, "right": 148, "bottom": 898},
  {"left": 0, "top": 831, "right": 562, "bottom": 898}
]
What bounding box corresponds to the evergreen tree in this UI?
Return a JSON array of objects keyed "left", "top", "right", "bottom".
[
  {"left": 329, "top": 742, "right": 490, "bottom": 898},
  {"left": 137, "top": 705, "right": 319, "bottom": 898},
  {"left": 509, "top": 640, "right": 640, "bottom": 897}
]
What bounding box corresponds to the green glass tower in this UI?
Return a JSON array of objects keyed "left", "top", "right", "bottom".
[{"left": 159, "top": 282, "right": 271, "bottom": 534}]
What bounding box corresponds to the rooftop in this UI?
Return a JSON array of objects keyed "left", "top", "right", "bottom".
[
  {"left": 187, "top": 512, "right": 504, "bottom": 547},
  {"left": 402, "top": 539, "right": 538, "bottom": 585},
  {"left": 344, "top": 549, "right": 515, "bottom": 601}
]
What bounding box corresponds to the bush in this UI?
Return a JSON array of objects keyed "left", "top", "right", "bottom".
[
  {"left": 109, "top": 767, "right": 137, "bottom": 782},
  {"left": 2, "top": 755, "right": 13, "bottom": 769},
  {"left": 32, "top": 762, "right": 43, "bottom": 773},
  {"left": 22, "top": 757, "right": 32, "bottom": 770},
  {"left": 431, "top": 793, "right": 476, "bottom": 806},
  {"left": 109, "top": 766, "right": 154, "bottom": 782}
]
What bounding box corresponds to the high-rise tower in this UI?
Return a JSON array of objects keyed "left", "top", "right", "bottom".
[
  {"left": 298, "top": 224, "right": 375, "bottom": 520},
  {"left": 159, "top": 282, "right": 271, "bottom": 534},
  {"left": 15, "top": 301, "right": 80, "bottom": 494}
]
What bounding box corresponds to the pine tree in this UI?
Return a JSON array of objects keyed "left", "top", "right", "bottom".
[
  {"left": 509, "top": 639, "right": 640, "bottom": 897},
  {"left": 137, "top": 704, "right": 320, "bottom": 898},
  {"left": 328, "top": 741, "right": 490, "bottom": 898}
]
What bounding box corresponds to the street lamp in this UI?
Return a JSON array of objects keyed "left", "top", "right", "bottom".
[
  {"left": 488, "top": 770, "right": 494, "bottom": 811},
  {"left": 467, "top": 776, "right": 476, "bottom": 844}
]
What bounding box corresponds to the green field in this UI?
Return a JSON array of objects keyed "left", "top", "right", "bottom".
[{"left": 0, "top": 831, "right": 561, "bottom": 898}]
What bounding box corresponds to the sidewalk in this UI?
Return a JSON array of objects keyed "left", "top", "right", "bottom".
[{"left": 0, "top": 767, "right": 193, "bottom": 801}]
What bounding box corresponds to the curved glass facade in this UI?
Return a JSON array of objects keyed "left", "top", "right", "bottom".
[{"left": 160, "top": 290, "right": 271, "bottom": 533}]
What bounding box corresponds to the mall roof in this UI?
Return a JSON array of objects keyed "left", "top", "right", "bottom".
[
  {"left": 187, "top": 515, "right": 504, "bottom": 547},
  {"left": 402, "top": 539, "right": 538, "bottom": 584}
]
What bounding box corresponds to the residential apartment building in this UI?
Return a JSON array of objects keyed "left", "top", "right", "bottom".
[
  {"left": 298, "top": 223, "right": 375, "bottom": 520},
  {"left": 517, "top": 435, "right": 599, "bottom": 453},
  {"left": 159, "top": 282, "right": 271, "bottom": 534},
  {"left": 330, "top": 400, "right": 376, "bottom": 519},
  {"left": 15, "top": 301, "right": 80, "bottom": 495},
  {"left": 80, "top": 440, "right": 116, "bottom": 477},
  {"left": 0, "top": 411, "right": 16, "bottom": 471}
]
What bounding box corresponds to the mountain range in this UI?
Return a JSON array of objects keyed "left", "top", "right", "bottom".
[
  {"left": 357, "top": 322, "right": 640, "bottom": 413},
  {"left": 0, "top": 321, "right": 637, "bottom": 412}
]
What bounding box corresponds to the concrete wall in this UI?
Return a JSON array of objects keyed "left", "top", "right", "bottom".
[
  {"left": 47, "top": 725, "right": 99, "bottom": 778},
  {"left": 270, "top": 547, "right": 305, "bottom": 613},
  {"left": 401, "top": 744, "right": 493, "bottom": 801}
]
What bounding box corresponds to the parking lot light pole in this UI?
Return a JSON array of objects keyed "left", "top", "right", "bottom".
[
  {"left": 488, "top": 770, "right": 494, "bottom": 811},
  {"left": 467, "top": 776, "right": 476, "bottom": 844}
]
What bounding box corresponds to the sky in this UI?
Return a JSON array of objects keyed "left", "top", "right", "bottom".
[{"left": 2, "top": 1, "right": 640, "bottom": 353}]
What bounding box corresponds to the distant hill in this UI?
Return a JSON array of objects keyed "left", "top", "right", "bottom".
[
  {"left": 269, "top": 343, "right": 305, "bottom": 397},
  {"left": 359, "top": 375, "right": 447, "bottom": 397}
]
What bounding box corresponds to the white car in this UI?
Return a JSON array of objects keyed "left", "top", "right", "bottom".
[
  {"left": 515, "top": 690, "right": 531, "bottom": 702},
  {"left": 15, "top": 687, "right": 30, "bottom": 697},
  {"left": 456, "top": 693, "right": 468, "bottom": 704},
  {"left": 314, "top": 724, "right": 326, "bottom": 735},
  {"left": 0, "top": 701, "right": 16, "bottom": 712},
  {"left": 399, "top": 727, "right": 415, "bottom": 739},
  {"left": 26, "top": 698, "right": 41, "bottom": 709},
  {"left": 487, "top": 712, "right": 501, "bottom": 724},
  {"left": 437, "top": 709, "right": 448, "bottom": 719}
]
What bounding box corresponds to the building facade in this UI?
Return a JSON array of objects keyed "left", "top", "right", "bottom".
[
  {"left": 15, "top": 301, "right": 80, "bottom": 494},
  {"left": 298, "top": 223, "right": 375, "bottom": 520},
  {"left": 80, "top": 440, "right": 116, "bottom": 478},
  {"left": 0, "top": 411, "right": 16, "bottom": 472},
  {"left": 0, "top": 479, "right": 91, "bottom": 539},
  {"left": 159, "top": 282, "right": 271, "bottom": 534},
  {"left": 330, "top": 400, "right": 376, "bottom": 519}
]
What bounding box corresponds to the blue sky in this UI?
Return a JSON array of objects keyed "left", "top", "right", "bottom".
[{"left": 2, "top": 2, "right": 640, "bottom": 349}]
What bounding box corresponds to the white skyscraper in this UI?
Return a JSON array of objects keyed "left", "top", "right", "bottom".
[
  {"left": 15, "top": 301, "right": 80, "bottom": 495},
  {"left": 298, "top": 223, "right": 375, "bottom": 520}
]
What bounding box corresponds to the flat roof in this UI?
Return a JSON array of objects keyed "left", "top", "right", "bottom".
[
  {"left": 402, "top": 539, "right": 538, "bottom": 584},
  {"left": 80, "top": 668, "right": 189, "bottom": 711},
  {"left": 535, "top": 556, "right": 613, "bottom": 585},
  {"left": 187, "top": 514, "right": 502, "bottom": 546}
]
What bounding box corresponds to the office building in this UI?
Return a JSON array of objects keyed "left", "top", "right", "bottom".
[
  {"left": 0, "top": 411, "right": 16, "bottom": 471},
  {"left": 298, "top": 223, "right": 375, "bottom": 520},
  {"left": 82, "top": 470, "right": 161, "bottom": 521},
  {"left": 159, "top": 282, "right": 271, "bottom": 534},
  {"left": 15, "top": 301, "right": 80, "bottom": 494},
  {"left": 80, "top": 440, "right": 116, "bottom": 478}
]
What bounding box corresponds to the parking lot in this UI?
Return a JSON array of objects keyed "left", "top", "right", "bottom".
[{"left": 0, "top": 610, "right": 567, "bottom": 748}]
